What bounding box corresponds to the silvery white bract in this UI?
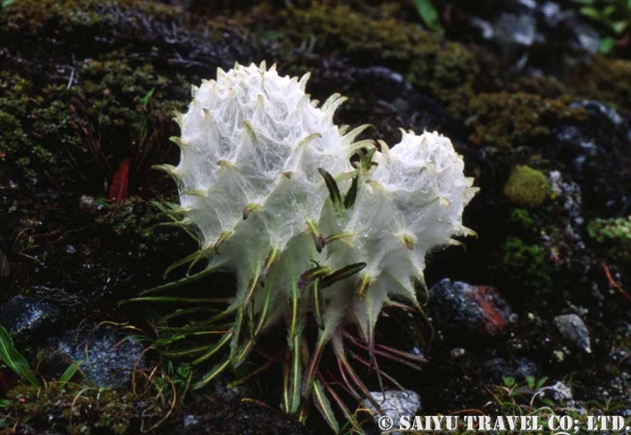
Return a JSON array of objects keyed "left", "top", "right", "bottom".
[{"left": 157, "top": 61, "right": 477, "bottom": 424}]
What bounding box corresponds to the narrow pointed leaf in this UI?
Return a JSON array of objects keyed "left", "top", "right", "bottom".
[
  {"left": 287, "top": 333, "right": 302, "bottom": 413},
  {"left": 59, "top": 361, "right": 83, "bottom": 388},
  {"left": 193, "top": 358, "right": 231, "bottom": 389},
  {"left": 320, "top": 262, "right": 367, "bottom": 290},
  {"left": 0, "top": 326, "right": 40, "bottom": 388},
  {"left": 120, "top": 296, "right": 230, "bottom": 305},
  {"left": 312, "top": 280, "right": 324, "bottom": 330},
  {"left": 318, "top": 168, "right": 343, "bottom": 213},
  {"left": 344, "top": 174, "right": 359, "bottom": 209},
  {"left": 192, "top": 333, "right": 232, "bottom": 365},
  {"left": 313, "top": 380, "right": 340, "bottom": 433}
]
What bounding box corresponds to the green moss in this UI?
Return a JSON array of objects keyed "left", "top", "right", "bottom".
[
  {"left": 572, "top": 56, "right": 631, "bottom": 111},
  {"left": 1, "top": 0, "right": 176, "bottom": 35},
  {"left": 509, "top": 208, "right": 535, "bottom": 231},
  {"left": 0, "top": 52, "right": 185, "bottom": 189},
  {"left": 0, "top": 0, "right": 190, "bottom": 190},
  {"left": 280, "top": 4, "right": 478, "bottom": 113},
  {"left": 587, "top": 216, "right": 631, "bottom": 262},
  {"left": 499, "top": 236, "right": 552, "bottom": 293},
  {"left": 95, "top": 197, "right": 172, "bottom": 259},
  {"left": 5, "top": 383, "right": 135, "bottom": 434},
  {"left": 0, "top": 73, "right": 59, "bottom": 183},
  {"left": 512, "top": 74, "right": 571, "bottom": 99},
  {"left": 503, "top": 165, "right": 550, "bottom": 207},
  {"left": 467, "top": 92, "right": 585, "bottom": 148}
]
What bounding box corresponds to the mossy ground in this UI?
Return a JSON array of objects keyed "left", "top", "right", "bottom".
[{"left": 0, "top": 0, "right": 630, "bottom": 434}]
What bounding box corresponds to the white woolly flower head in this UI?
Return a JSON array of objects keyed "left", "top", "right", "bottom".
[
  {"left": 170, "top": 61, "right": 358, "bottom": 251},
  {"left": 155, "top": 61, "right": 477, "bottom": 428}
]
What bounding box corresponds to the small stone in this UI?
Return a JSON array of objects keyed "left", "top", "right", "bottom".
[
  {"left": 451, "top": 348, "right": 466, "bottom": 358},
  {"left": 536, "top": 381, "right": 573, "bottom": 404},
  {"left": 554, "top": 314, "right": 591, "bottom": 354},
  {"left": 494, "top": 13, "right": 537, "bottom": 49},
  {"left": 79, "top": 195, "right": 95, "bottom": 210},
  {"left": 365, "top": 390, "right": 421, "bottom": 430},
  {"left": 183, "top": 414, "right": 198, "bottom": 427}
]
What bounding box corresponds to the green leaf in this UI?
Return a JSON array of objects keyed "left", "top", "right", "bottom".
[
  {"left": 193, "top": 358, "right": 231, "bottom": 389},
  {"left": 542, "top": 398, "right": 556, "bottom": 407},
  {"left": 580, "top": 6, "right": 604, "bottom": 20},
  {"left": 0, "top": 326, "right": 40, "bottom": 388},
  {"left": 312, "top": 280, "right": 324, "bottom": 330},
  {"left": 141, "top": 87, "right": 155, "bottom": 107},
  {"left": 121, "top": 296, "right": 230, "bottom": 305},
  {"left": 344, "top": 174, "right": 359, "bottom": 209},
  {"left": 525, "top": 375, "right": 535, "bottom": 389},
  {"left": 319, "top": 262, "right": 367, "bottom": 290},
  {"left": 502, "top": 376, "right": 516, "bottom": 388},
  {"left": 285, "top": 334, "right": 302, "bottom": 414},
  {"left": 312, "top": 380, "right": 340, "bottom": 433},
  {"left": 413, "top": 0, "right": 444, "bottom": 33},
  {"left": 59, "top": 361, "right": 83, "bottom": 388},
  {"left": 1, "top": 0, "right": 17, "bottom": 8},
  {"left": 612, "top": 20, "right": 628, "bottom": 34},
  {"left": 192, "top": 333, "right": 232, "bottom": 365},
  {"left": 598, "top": 37, "right": 617, "bottom": 53},
  {"left": 318, "top": 168, "right": 343, "bottom": 213}
]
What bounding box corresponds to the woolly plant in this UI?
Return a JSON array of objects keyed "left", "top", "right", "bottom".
[{"left": 143, "top": 62, "right": 477, "bottom": 432}]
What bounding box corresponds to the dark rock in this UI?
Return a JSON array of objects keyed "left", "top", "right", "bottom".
[
  {"left": 466, "top": 0, "right": 601, "bottom": 69},
  {"left": 0, "top": 295, "right": 63, "bottom": 341},
  {"left": 180, "top": 398, "right": 312, "bottom": 435},
  {"left": 428, "top": 279, "right": 515, "bottom": 342},
  {"left": 551, "top": 101, "right": 631, "bottom": 215},
  {"left": 482, "top": 356, "right": 540, "bottom": 382},
  {"left": 47, "top": 328, "right": 145, "bottom": 388},
  {"left": 554, "top": 314, "right": 591, "bottom": 354}
]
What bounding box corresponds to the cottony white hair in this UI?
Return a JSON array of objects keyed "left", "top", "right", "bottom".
[{"left": 159, "top": 61, "right": 477, "bottom": 416}]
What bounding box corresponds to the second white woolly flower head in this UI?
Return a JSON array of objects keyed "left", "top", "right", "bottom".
[{"left": 169, "top": 61, "right": 477, "bottom": 346}]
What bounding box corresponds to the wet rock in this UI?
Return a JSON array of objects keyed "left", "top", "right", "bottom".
[
  {"left": 364, "top": 390, "right": 422, "bottom": 431},
  {"left": 0, "top": 295, "right": 63, "bottom": 341},
  {"left": 47, "top": 328, "right": 145, "bottom": 388},
  {"left": 428, "top": 279, "right": 515, "bottom": 342},
  {"left": 554, "top": 314, "right": 591, "bottom": 354}
]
